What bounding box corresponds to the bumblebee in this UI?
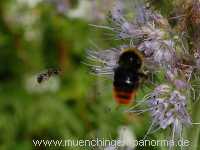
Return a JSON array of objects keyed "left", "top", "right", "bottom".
[
  {"left": 113, "top": 48, "right": 145, "bottom": 104},
  {"left": 37, "top": 68, "right": 61, "bottom": 84}
]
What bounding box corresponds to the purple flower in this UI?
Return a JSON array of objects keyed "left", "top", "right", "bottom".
[
  {"left": 131, "top": 85, "right": 192, "bottom": 141},
  {"left": 127, "top": 84, "right": 191, "bottom": 145},
  {"left": 174, "top": 79, "right": 189, "bottom": 89}
]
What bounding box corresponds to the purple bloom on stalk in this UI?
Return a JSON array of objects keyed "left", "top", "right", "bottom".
[
  {"left": 174, "top": 79, "right": 189, "bottom": 89},
  {"left": 166, "top": 68, "right": 189, "bottom": 89},
  {"left": 149, "top": 86, "right": 192, "bottom": 129},
  {"left": 127, "top": 84, "right": 192, "bottom": 145},
  {"left": 106, "top": 1, "right": 177, "bottom": 68},
  {"left": 136, "top": 85, "right": 192, "bottom": 143},
  {"left": 166, "top": 68, "right": 178, "bottom": 82}
]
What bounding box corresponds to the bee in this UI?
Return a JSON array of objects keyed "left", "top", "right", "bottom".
[
  {"left": 37, "top": 68, "right": 61, "bottom": 84},
  {"left": 85, "top": 47, "right": 146, "bottom": 105},
  {"left": 113, "top": 48, "right": 146, "bottom": 104}
]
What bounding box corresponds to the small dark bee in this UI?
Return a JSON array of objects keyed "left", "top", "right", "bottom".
[
  {"left": 113, "top": 48, "right": 146, "bottom": 104},
  {"left": 37, "top": 68, "right": 61, "bottom": 84}
]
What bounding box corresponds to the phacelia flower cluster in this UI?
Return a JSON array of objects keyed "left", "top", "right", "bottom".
[
  {"left": 86, "top": 0, "right": 198, "bottom": 149},
  {"left": 148, "top": 85, "right": 191, "bottom": 134}
]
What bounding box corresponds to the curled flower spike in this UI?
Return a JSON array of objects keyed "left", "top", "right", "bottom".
[
  {"left": 135, "top": 4, "right": 169, "bottom": 27},
  {"left": 148, "top": 89, "right": 192, "bottom": 129},
  {"left": 127, "top": 84, "right": 191, "bottom": 144},
  {"left": 105, "top": 1, "right": 166, "bottom": 41},
  {"left": 105, "top": 1, "right": 177, "bottom": 68},
  {"left": 153, "top": 84, "right": 171, "bottom": 96},
  {"left": 145, "top": 88, "right": 191, "bottom": 143},
  {"left": 152, "top": 40, "right": 176, "bottom": 65},
  {"left": 138, "top": 40, "right": 156, "bottom": 57},
  {"left": 138, "top": 39, "right": 177, "bottom": 70},
  {"left": 166, "top": 67, "right": 190, "bottom": 90},
  {"left": 110, "top": 0, "right": 124, "bottom": 22},
  {"left": 173, "top": 79, "right": 189, "bottom": 89}
]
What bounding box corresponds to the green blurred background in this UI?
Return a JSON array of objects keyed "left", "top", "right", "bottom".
[{"left": 0, "top": 0, "right": 160, "bottom": 150}]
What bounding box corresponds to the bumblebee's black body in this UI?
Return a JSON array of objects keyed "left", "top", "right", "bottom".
[
  {"left": 113, "top": 49, "right": 143, "bottom": 104},
  {"left": 114, "top": 67, "right": 140, "bottom": 92}
]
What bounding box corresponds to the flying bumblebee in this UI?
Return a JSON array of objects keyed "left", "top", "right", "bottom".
[
  {"left": 113, "top": 48, "right": 146, "bottom": 104},
  {"left": 37, "top": 68, "right": 61, "bottom": 84}
]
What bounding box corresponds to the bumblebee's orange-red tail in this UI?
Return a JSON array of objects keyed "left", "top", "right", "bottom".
[{"left": 113, "top": 88, "right": 136, "bottom": 105}]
